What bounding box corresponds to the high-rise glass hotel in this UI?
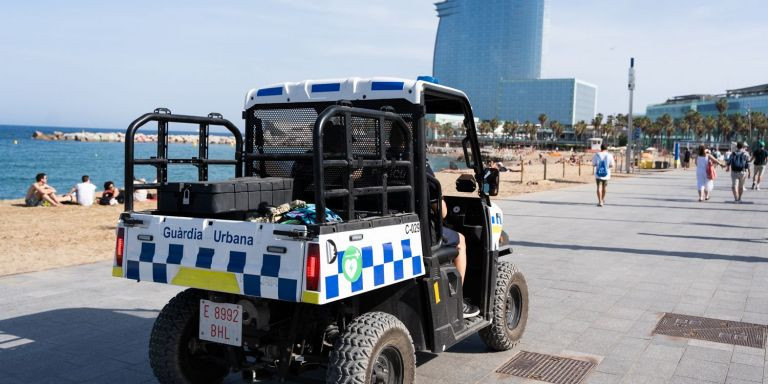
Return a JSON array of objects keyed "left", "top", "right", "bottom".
[{"left": 433, "top": 0, "right": 596, "bottom": 126}]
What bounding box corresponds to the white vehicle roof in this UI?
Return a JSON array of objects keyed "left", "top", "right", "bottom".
[{"left": 244, "top": 77, "right": 469, "bottom": 110}]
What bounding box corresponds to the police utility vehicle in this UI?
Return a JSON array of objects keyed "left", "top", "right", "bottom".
[{"left": 113, "top": 77, "right": 529, "bottom": 384}]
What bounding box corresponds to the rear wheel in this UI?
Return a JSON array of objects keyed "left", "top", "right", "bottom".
[
  {"left": 479, "top": 261, "right": 529, "bottom": 351},
  {"left": 327, "top": 312, "right": 415, "bottom": 384},
  {"left": 149, "top": 289, "right": 231, "bottom": 384}
]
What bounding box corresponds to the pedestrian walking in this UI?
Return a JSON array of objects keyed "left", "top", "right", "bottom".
[
  {"left": 726, "top": 142, "right": 751, "bottom": 203},
  {"left": 695, "top": 145, "right": 724, "bottom": 202},
  {"left": 682, "top": 148, "right": 691, "bottom": 170},
  {"left": 751, "top": 141, "right": 767, "bottom": 190},
  {"left": 592, "top": 143, "right": 614, "bottom": 207}
]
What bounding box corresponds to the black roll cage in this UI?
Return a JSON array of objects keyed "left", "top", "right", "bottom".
[
  {"left": 123, "top": 108, "right": 244, "bottom": 212},
  {"left": 311, "top": 106, "right": 415, "bottom": 223}
]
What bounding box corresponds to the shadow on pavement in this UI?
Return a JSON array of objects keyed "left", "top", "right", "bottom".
[
  {"left": 509, "top": 240, "right": 768, "bottom": 263},
  {"left": 0, "top": 307, "right": 159, "bottom": 383},
  {"left": 510, "top": 199, "right": 767, "bottom": 213},
  {"left": 638, "top": 232, "right": 768, "bottom": 244}
]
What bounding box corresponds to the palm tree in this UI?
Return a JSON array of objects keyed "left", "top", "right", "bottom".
[
  {"left": 676, "top": 118, "right": 690, "bottom": 141},
  {"left": 550, "top": 120, "right": 563, "bottom": 144},
  {"left": 702, "top": 115, "right": 716, "bottom": 144},
  {"left": 716, "top": 98, "right": 728, "bottom": 142},
  {"left": 479, "top": 121, "right": 492, "bottom": 140},
  {"left": 502, "top": 121, "right": 515, "bottom": 143},
  {"left": 685, "top": 110, "right": 702, "bottom": 141},
  {"left": 573, "top": 120, "right": 587, "bottom": 142},
  {"left": 603, "top": 117, "right": 615, "bottom": 146},
  {"left": 731, "top": 114, "right": 748, "bottom": 141},
  {"left": 537, "top": 113, "right": 548, "bottom": 140},
  {"left": 718, "top": 115, "right": 731, "bottom": 142},
  {"left": 591, "top": 113, "right": 604, "bottom": 138},
  {"left": 715, "top": 98, "right": 729, "bottom": 115},
  {"left": 752, "top": 112, "right": 768, "bottom": 140},
  {"left": 657, "top": 113, "right": 673, "bottom": 150},
  {"left": 441, "top": 122, "right": 454, "bottom": 142},
  {"left": 634, "top": 116, "right": 651, "bottom": 147},
  {"left": 523, "top": 121, "right": 537, "bottom": 145},
  {"left": 489, "top": 117, "right": 500, "bottom": 146}
]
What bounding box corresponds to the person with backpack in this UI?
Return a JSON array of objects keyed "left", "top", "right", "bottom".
[
  {"left": 751, "top": 141, "right": 767, "bottom": 190},
  {"left": 592, "top": 144, "right": 614, "bottom": 207},
  {"left": 726, "top": 142, "right": 751, "bottom": 203}
]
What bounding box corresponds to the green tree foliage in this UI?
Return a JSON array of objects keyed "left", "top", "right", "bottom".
[
  {"left": 718, "top": 115, "right": 731, "bottom": 142},
  {"left": 550, "top": 120, "right": 563, "bottom": 142},
  {"left": 676, "top": 118, "right": 690, "bottom": 141},
  {"left": 715, "top": 98, "right": 729, "bottom": 115},
  {"left": 591, "top": 113, "right": 604, "bottom": 138},
  {"left": 731, "top": 114, "right": 748, "bottom": 141},
  {"left": 657, "top": 113, "right": 673, "bottom": 149},
  {"left": 537, "top": 113, "right": 548, "bottom": 132},
  {"left": 702, "top": 115, "right": 716, "bottom": 143},
  {"left": 502, "top": 121, "right": 516, "bottom": 142},
  {"left": 573, "top": 120, "right": 587, "bottom": 141}
]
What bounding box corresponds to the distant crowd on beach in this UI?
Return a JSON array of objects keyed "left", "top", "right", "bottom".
[{"left": 24, "top": 172, "right": 154, "bottom": 207}]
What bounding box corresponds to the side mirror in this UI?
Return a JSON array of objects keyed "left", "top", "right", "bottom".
[
  {"left": 483, "top": 168, "right": 499, "bottom": 196},
  {"left": 455, "top": 174, "right": 476, "bottom": 192}
]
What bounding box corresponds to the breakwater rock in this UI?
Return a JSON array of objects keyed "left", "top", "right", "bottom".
[{"left": 32, "top": 131, "right": 236, "bottom": 145}]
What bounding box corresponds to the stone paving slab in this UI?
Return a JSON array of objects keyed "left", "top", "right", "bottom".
[{"left": 0, "top": 169, "right": 765, "bottom": 383}]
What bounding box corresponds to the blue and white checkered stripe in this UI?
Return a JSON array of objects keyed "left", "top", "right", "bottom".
[
  {"left": 125, "top": 242, "right": 302, "bottom": 302},
  {"left": 323, "top": 238, "right": 423, "bottom": 301}
]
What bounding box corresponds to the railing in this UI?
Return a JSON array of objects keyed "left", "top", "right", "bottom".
[{"left": 123, "top": 108, "right": 243, "bottom": 211}]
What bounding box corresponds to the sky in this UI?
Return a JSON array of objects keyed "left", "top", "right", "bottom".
[{"left": 1, "top": 0, "right": 766, "bottom": 129}]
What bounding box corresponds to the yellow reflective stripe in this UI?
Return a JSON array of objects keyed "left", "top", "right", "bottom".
[
  {"left": 171, "top": 267, "right": 240, "bottom": 294},
  {"left": 433, "top": 281, "right": 440, "bottom": 304},
  {"left": 112, "top": 266, "right": 123, "bottom": 277},
  {"left": 302, "top": 291, "right": 320, "bottom": 304},
  {"left": 492, "top": 225, "right": 503, "bottom": 234}
]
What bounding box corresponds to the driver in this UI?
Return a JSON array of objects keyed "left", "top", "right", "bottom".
[{"left": 426, "top": 161, "right": 479, "bottom": 318}]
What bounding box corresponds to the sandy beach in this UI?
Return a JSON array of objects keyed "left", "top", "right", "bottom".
[{"left": 0, "top": 157, "right": 629, "bottom": 277}]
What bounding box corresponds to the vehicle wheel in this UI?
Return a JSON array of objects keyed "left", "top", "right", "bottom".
[
  {"left": 479, "top": 261, "right": 529, "bottom": 351},
  {"left": 149, "top": 289, "right": 231, "bottom": 384},
  {"left": 327, "top": 312, "right": 415, "bottom": 384}
]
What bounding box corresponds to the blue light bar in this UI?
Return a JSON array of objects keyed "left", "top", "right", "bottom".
[
  {"left": 371, "top": 81, "right": 404, "bottom": 91},
  {"left": 311, "top": 83, "right": 341, "bottom": 93},
  {"left": 256, "top": 87, "right": 283, "bottom": 97},
  {"left": 417, "top": 75, "right": 439, "bottom": 84}
]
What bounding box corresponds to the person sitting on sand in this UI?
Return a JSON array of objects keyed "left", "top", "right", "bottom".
[
  {"left": 99, "top": 181, "right": 120, "bottom": 205},
  {"left": 25, "top": 173, "right": 63, "bottom": 207},
  {"left": 63, "top": 175, "right": 97, "bottom": 206}
]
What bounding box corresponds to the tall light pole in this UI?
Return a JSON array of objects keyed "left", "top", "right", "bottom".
[
  {"left": 746, "top": 104, "right": 752, "bottom": 143},
  {"left": 625, "top": 58, "right": 635, "bottom": 173}
]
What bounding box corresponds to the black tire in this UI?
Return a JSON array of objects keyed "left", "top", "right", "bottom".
[
  {"left": 149, "top": 289, "right": 231, "bottom": 384},
  {"left": 479, "top": 261, "right": 529, "bottom": 351},
  {"left": 327, "top": 312, "right": 415, "bottom": 384}
]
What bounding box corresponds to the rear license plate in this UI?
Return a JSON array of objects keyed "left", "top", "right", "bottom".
[{"left": 199, "top": 299, "right": 242, "bottom": 346}]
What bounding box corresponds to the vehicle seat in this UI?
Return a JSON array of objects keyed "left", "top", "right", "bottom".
[{"left": 431, "top": 246, "right": 458, "bottom": 265}]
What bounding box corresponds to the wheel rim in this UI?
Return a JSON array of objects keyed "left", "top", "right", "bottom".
[
  {"left": 371, "top": 345, "right": 404, "bottom": 384},
  {"left": 505, "top": 284, "right": 523, "bottom": 331}
]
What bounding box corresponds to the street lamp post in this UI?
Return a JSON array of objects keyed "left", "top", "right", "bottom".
[
  {"left": 625, "top": 58, "right": 635, "bottom": 173},
  {"left": 747, "top": 105, "right": 752, "bottom": 143}
]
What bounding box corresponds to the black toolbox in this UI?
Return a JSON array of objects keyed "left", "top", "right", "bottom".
[{"left": 158, "top": 177, "right": 293, "bottom": 215}]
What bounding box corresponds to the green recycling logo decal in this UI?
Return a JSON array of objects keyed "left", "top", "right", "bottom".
[{"left": 341, "top": 246, "right": 363, "bottom": 283}]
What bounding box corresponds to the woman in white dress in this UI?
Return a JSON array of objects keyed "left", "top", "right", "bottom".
[{"left": 695, "top": 145, "right": 724, "bottom": 201}]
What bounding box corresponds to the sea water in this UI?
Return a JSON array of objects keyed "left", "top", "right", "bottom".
[{"left": 0, "top": 125, "right": 459, "bottom": 200}]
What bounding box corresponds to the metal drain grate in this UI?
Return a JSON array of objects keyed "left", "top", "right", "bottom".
[
  {"left": 653, "top": 313, "right": 767, "bottom": 348},
  {"left": 496, "top": 351, "right": 596, "bottom": 384}
]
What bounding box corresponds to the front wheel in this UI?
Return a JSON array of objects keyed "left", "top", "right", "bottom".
[
  {"left": 149, "top": 289, "right": 231, "bottom": 384},
  {"left": 479, "top": 261, "right": 529, "bottom": 351},
  {"left": 327, "top": 312, "right": 416, "bottom": 384}
]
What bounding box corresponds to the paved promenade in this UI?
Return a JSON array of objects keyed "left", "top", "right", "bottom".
[{"left": 0, "top": 170, "right": 766, "bottom": 383}]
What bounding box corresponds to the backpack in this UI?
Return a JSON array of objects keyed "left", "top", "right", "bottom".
[
  {"left": 596, "top": 156, "right": 608, "bottom": 178},
  {"left": 730, "top": 152, "right": 747, "bottom": 172}
]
